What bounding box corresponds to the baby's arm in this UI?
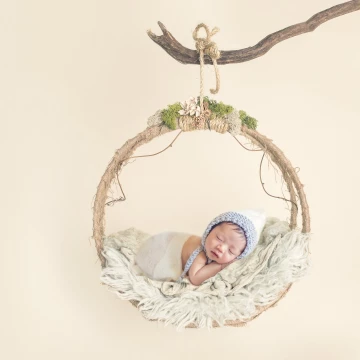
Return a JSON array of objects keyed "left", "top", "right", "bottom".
[{"left": 188, "top": 251, "right": 224, "bottom": 286}]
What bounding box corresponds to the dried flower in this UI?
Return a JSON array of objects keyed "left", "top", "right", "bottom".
[{"left": 179, "top": 97, "right": 201, "bottom": 117}]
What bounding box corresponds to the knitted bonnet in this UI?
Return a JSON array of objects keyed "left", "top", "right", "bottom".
[{"left": 202, "top": 209, "right": 267, "bottom": 259}]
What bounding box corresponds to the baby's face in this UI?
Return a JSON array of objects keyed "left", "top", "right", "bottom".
[{"left": 204, "top": 222, "right": 246, "bottom": 264}]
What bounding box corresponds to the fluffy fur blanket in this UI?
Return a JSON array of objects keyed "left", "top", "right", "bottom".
[{"left": 100, "top": 217, "right": 311, "bottom": 330}]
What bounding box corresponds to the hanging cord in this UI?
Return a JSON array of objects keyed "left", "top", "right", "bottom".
[
  {"left": 259, "top": 151, "right": 298, "bottom": 210},
  {"left": 106, "top": 130, "right": 297, "bottom": 209},
  {"left": 192, "top": 24, "right": 221, "bottom": 113}
]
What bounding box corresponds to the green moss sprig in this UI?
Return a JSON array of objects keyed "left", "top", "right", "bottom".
[
  {"left": 202, "top": 96, "right": 234, "bottom": 118},
  {"left": 239, "top": 110, "right": 258, "bottom": 130},
  {"left": 161, "top": 103, "right": 182, "bottom": 130}
]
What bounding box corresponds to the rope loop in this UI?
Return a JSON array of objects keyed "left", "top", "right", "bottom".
[{"left": 192, "top": 23, "right": 221, "bottom": 110}]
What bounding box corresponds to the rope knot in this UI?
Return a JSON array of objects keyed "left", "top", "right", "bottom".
[
  {"left": 195, "top": 39, "right": 207, "bottom": 52},
  {"left": 204, "top": 42, "right": 220, "bottom": 60},
  {"left": 192, "top": 23, "right": 220, "bottom": 56}
]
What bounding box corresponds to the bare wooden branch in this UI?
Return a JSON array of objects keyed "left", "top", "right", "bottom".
[{"left": 147, "top": 1, "right": 360, "bottom": 65}]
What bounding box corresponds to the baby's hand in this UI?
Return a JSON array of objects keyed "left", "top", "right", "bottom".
[{"left": 220, "top": 259, "right": 237, "bottom": 270}]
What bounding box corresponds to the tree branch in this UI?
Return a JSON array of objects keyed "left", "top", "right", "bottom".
[{"left": 147, "top": 1, "right": 360, "bottom": 65}]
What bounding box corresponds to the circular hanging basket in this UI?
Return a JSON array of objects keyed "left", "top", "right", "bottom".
[{"left": 92, "top": 104, "right": 311, "bottom": 328}]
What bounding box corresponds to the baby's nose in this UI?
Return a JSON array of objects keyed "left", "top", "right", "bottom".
[{"left": 216, "top": 244, "right": 225, "bottom": 253}]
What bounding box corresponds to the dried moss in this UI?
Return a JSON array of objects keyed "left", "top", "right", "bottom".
[
  {"left": 240, "top": 110, "right": 258, "bottom": 130},
  {"left": 203, "top": 96, "right": 234, "bottom": 118},
  {"left": 160, "top": 99, "right": 258, "bottom": 131},
  {"left": 161, "top": 103, "right": 182, "bottom": 130}
]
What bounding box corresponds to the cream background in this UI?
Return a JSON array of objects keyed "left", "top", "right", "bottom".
[{"left": 2, "top": 0, "right": 360, "bottom": 358}]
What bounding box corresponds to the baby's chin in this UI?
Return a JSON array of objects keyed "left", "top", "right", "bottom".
[{"left": 213, "top": 259, "right": 227, "bottom": 264}]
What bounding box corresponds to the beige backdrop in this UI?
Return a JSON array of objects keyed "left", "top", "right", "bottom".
[{"left": 2, "top": 0, "right": 360, "bottom": 359}]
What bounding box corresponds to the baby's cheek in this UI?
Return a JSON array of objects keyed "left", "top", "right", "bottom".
[{"left": 229, "top": 254, "right": 237, "bottom": 262}]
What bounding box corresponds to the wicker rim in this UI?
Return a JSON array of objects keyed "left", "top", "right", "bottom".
[{"left": 92, "top": 123, "right": 310, "bottom": 328}]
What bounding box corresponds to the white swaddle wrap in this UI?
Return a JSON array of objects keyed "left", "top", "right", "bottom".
[{"left": 134, "top": 231, "right": 191, "bottom": 282}]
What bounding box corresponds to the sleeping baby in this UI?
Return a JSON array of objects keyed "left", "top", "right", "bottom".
[{"left": 134, "top": 209, "right": 266, "bottom": 286}]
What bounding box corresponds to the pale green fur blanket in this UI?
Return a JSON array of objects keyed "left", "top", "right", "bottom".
[{"left": 100, "top": 217, "right": 311, "bottom": 330}]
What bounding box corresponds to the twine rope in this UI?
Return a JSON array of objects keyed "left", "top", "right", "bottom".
[{"left": 192, "top": 23, "right": 221, "bottom": 112}]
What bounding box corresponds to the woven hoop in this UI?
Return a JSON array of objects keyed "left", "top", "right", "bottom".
[{"left": 92, "top": 122, "right": 310, "bottom": 328}]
